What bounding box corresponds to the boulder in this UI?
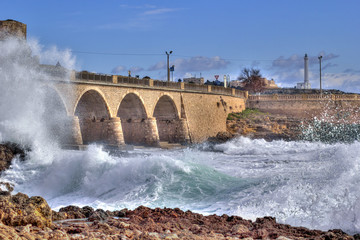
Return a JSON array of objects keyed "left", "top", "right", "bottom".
[
  {"left": 0, "top": 143, "right": 26, "bottom": 173},
  {"left": 0, "top": 192, "right": 52, "bottom": 228}
]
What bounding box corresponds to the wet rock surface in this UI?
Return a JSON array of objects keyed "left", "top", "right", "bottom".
[
  {"left": 0, "top": 142, "right": 26, "bottom": 173},
  {"left": 0, "top": 193, "right": 357, "bottom": 239},
  {"left": 225, "top": 110, "right": 302, "bottom": 141}
]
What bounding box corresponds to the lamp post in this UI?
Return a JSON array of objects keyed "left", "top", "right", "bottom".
[
  {"left": 318, "top": 55, "right": 323, "bottom": 97},
  {"left": 166, "top": 51, "right": 173, "bottom": 82}
]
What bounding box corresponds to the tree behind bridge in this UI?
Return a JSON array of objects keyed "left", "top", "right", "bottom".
[{"left": 238, "top": 68, "right": 265, "bottom": 93}]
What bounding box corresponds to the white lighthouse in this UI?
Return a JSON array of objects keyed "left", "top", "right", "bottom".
[
  {"left": 296, "top": 53, "right": 311, "bottom": 89},
  {"left": 304, "top": 54, "right": 309, "bottom": 85}
]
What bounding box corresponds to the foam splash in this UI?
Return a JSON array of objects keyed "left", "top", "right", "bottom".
[{"left": 0, "top": 37, "right": 75, "bottom": 150}]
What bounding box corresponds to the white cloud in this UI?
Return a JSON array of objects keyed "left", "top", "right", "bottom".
[
  {"left": 268, "top": 52, "right": 342, "bottom": 89},
  {"left": 148, "top": 56, "right": 230, "bottom": 72},
  {"left": 322, "top": 72, "right": 360, "bottom": 92},
  {"left": 148, "top": 61, "right": 166, "bottom": 71},
  {"left": 111, "top": 65, "right": 126, "bottom": 74},
  {"left": 129, "top": 66, "right": 144, "bottom": 72},
  {"left": 143, "top": 8, "right": 178, "bottom": 15},
  {"left": 272, "top": 52, "right": 339, "bottom": 70}
]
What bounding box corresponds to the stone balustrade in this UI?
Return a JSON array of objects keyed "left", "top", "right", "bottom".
[{"left": 70, "top": 70, "right": 247, "bottom": 98}]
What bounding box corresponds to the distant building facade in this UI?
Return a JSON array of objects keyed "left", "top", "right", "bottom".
[{"left": 183, "top": 77, "right": 204, "bottom": 85}]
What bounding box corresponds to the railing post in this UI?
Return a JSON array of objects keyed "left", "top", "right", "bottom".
[
  {"left": 231, "top": 88, "right": 235, "bottom": 96},
  {"left": 207, "top": 85, "right": 212, "bottom": 93},
  {"left": 112, "top": 75, "right": 118, "bottom": 84},
  {"left": 148, "top": 79, "right": 154, "bottom": 87},
  {"left": 180, "top": 82, "right": 185, "bottom": 90}
]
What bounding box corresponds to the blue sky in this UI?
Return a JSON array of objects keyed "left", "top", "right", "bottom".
[{"left": 2, "top": 0, "right": 360, "bottom": 92}]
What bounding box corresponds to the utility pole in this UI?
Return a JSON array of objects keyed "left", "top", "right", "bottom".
[
  {"left": 318, "top": 55, "right": 323, "bottom": 97},
  {"left": 166, "top": 51, "right": 173, "bottom": 82}
]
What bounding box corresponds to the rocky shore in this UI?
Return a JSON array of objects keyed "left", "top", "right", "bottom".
[
  {"left": 208, "top": 109, "right": 303, "bottom": 143},
  {"left": 0, "top": 189, "right": 357, "bottom": 240},
  {"left": 226, "top": 109, "right": 302, "bottom": 141}
]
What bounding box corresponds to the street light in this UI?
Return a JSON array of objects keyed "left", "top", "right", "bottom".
[
  {"left": 318, "top": 55, "right": 323, "bottom": 97},
  {"left": 166, "top": 51, "right": 173, "bottom": 82}
]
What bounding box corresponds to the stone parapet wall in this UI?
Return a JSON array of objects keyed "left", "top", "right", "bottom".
[
  {"left": 71, "top": 71, "right": 247, "bottom": 99},
  {"left": 183, "top": 93, "right": 246, "bottom": 142},
  {"left": 249, "top": 93, "right": 359, "bottom": 101},
  {"left": 247, "top": 94, "right": 360, "bottom": 119}
]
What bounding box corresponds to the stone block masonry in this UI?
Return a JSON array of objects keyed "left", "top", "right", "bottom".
[
  {"left": 49, "top": 78, "right": 246, "bottom": 147},
  {"left": 0, "top": 19, "right": 27, "bottom": 40},
  {"left": 247, "top": 94, "right": 360, "bottom": 119}
]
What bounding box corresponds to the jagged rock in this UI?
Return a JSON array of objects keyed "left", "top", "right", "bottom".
[
  {"left": 58, "top": 205, "right": 86, "bottom": 219},
  {"left": 88, "top": 209, "right": 108, "bottom": 221},
  {"left": 208, "top": 131, "right": 234, "bottom": 143},
  {"left": 0, "top": 144, "right": 15, "bottom": 173},
  {"left": 0, "top": 143, "right": 26, "bottom": 173},
  {"left": 226, "top": 110, "right": 302, "bottom": 141},
  {"left": 0, "top": 200, "right": 357, "bottom": 239},
  {"left": 81, "top": 206, "right": 94, "bottom": 218},
  {"left": 0, "top": 192, "right": 52, "bottom": 228}
]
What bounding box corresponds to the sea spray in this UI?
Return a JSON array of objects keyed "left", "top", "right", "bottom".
[
  {"left": 299, "top": 118, "right": 360, "bottom": 143},
  {"left": 298, "top": 96, "right": 360, "bottom": 143},
  {"left": 0, "top": 37, "right": 76, "bottom": 156}
]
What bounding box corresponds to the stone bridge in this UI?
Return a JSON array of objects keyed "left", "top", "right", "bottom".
[{"left": 44, "top": 71, "right": 247, "bottom": 147}]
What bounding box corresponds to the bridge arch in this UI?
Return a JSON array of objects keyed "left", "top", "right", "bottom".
[
  {"left": 153, "top": 94, "right": 181, "bottom": 143},
  {"left": 117, "top": 92, "right": 148, "bottom": 144},
  {"left": 75, "top": 89, "right": 111, "bottom": 144}
]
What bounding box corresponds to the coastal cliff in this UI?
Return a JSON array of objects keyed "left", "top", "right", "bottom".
[{"left": 207, "top": 109, "right": 303, "bottom": 143}]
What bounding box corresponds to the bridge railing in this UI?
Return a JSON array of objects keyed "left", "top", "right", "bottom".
[
  {"left": 116, "top": 76, "right": 149, "bottom": 86},
  {"left": 184, "top": 83, "right": 208, "bottom": 92},
  {"left": 72, "top": 71, "right": 247, "bottom": 98},
  {"left": 76, "top": 72, "right": 113, "bottom": 83},
  {"left": 152, "top": 80, "right": 182, "bottom": 89}
]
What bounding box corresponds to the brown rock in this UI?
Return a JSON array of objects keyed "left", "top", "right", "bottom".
[
  {"left": 88, "top": 209, "right": 108, "bottom": 221},
  {"left": 0, "top": 193, "right": 52, "bottom": 228},
  {"left": 0, "top": 144, "right": 15, "bottom": 173},
  {"left": 0, "top": 143, "right": 27, "bottom": 173},
  {"left": 58, "top": 205, "right": 86, "bottom": 219}
]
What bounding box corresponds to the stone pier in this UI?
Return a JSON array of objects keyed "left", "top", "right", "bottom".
[
  {"left": 67, "top": 116, "right": 83, "bottom": 145},
  {"left": 144, "top": 118, "right": 160, "bottom": 146},
  {"left": 106, "top": 117, "right": 125, "bottom": 146}
]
